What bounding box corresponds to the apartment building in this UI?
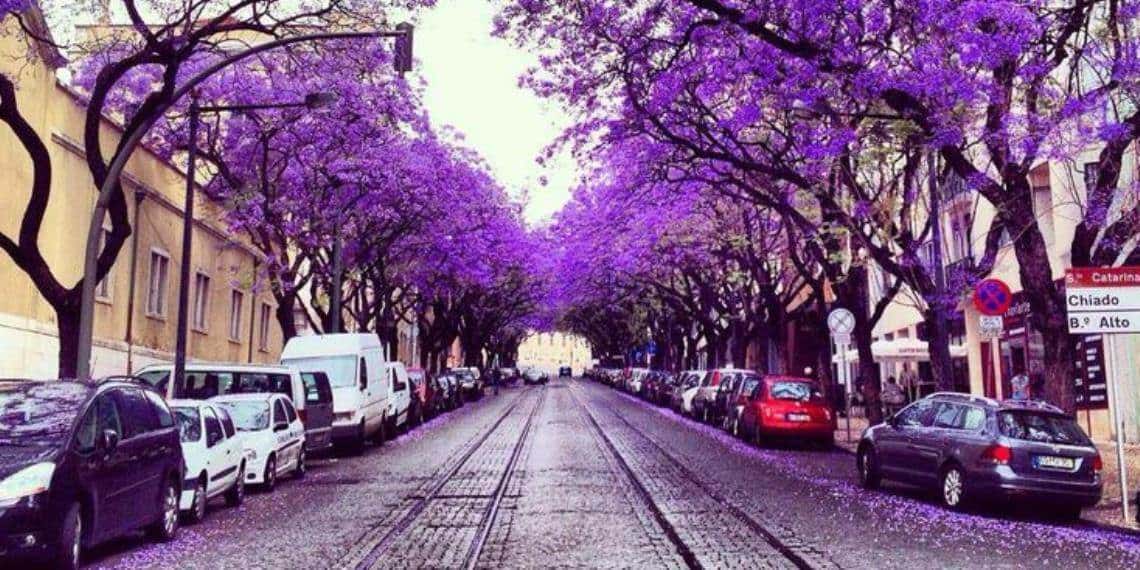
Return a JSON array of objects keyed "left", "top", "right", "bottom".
[
  {"left": 517, "top": 331, "right": 592, "bottom": 375},
  {"left": 0, "top": 16, "right": 283, "bottom": 378}
]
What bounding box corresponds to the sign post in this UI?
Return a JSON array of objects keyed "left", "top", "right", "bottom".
[
  {"left": 828, "top": 308, "right": 856, "bottom": 443},
  {"left": 1066, "top": 266, "right": 1140, "bottom": 524}
]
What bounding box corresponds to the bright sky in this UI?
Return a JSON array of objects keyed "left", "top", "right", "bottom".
[{"left": 416, "top": 0, "right": 578, "bottom": 226}]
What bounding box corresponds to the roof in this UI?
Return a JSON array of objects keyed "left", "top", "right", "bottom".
[
  {"left": 168, "top": 399, "right": 219, "bottom": 409},
  {"left": 137, "top": 362, "right": 293, "bottom": 374},
  {"left": 281, "top": 333, "right": 383, "bottom": 359},
  {"left": 212, "top": 393, "right": 277, "bottom": 403}
]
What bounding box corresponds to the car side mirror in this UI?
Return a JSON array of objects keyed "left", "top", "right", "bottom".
[
  {"left": 274, "top": 422, "right": 289, "bottom": 433},
  {"left": 99, "top": 429, "right": 120, "bottom": 452},
  {"left": 886, "top": 413, "right": 898, "bottom": 428}
]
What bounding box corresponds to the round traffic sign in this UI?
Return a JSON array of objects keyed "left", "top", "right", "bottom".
[
  {"left": 973, "top": 278, "right": 1013, "bottom": 316},
  {"left": 827, "top": 308, "right": 855, "bottom": 335}
]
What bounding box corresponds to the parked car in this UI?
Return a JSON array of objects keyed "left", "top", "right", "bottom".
[
  {"left": 677, "top": 372, "right": 703, "bottom": 415},
  {"left": 453, "top": 367, "right": 484, "bottom": 399},
  {"left": 693, "top": 368, "right": 750, "bottom": 423},
  {"left": 627, "top": 368, "right": 649, "bottom": 395},
  {"left": 169, "top": 400, "right": 246, "bottom": 523},
  {"left": 213, "top": 393, "right": 306, "bottom": 491},
  {"left": 407, "top": 368, "right": 429, "bottom": 425},
  {"left": 0, "top": 380, "right": 183, "bottom": 570},
  {"left": 386, "top": 363, "right": 413, "bottom": 433},
  {"left": 739, "top": 376, "right": 834, "bottom": 446},
  {"left": 856, "top": 394, "right": 1102, "bottom": 518},
  {"left": 499, "top": 368, "right": 518, "bottom": 384},
  {"left": 280, "top": 334, "right": 392, "bottom": 453},
  {"left": 721, "top": 372, "right": 763, "bottom": 434},
  {"left": 559, "top": 366, "right": 572, "bottom": 378},
  {"left": 299, "top": 372, "right": 335, "bottom": 454},
  {"left": 437, "top": 372, "right": 463, "bottom": 409},
  {"left": 669, "top": 371, "right": 700, "bottom": 412},
  {"left": 135, "top": 363, "right": 306, "bottom": 416}
]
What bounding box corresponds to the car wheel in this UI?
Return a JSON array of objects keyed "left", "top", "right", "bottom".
[
  {"left": 187, "top": 477, "right": 207, "bottom": 524},
  {"left": 52, "top": 502, "right": 82, "bottom": 570},
  {"left": 940, "top": 464, "right": 967, "bottom": 510},
  {"left": 856, "top": 444, "right": 882, "bottom": 489},
  {"left": 148, "top": 479, "right": 180, "bottom": 542},
  {"left": 225, "top": 464, "right": 245, "bottom": 507},
  {"left": 263, "top": 455, "right": 277, "bottom": 492},
  {"left": 294, "top": 449, "right": 307, "bottom": 479}
]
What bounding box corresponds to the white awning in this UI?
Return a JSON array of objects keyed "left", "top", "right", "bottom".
[{"left": 832, "top": 338, "right": 966, "bottom": 364}]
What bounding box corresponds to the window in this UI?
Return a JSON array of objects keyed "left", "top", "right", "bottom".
[
  {"left": 283, "top": 399, "right": 298, "bottom": 423},
  {"left": 895, "top": 400, "right": 935, "bottom": 428},
  {"left": 258, "top": 303, "right": 271, "bottom": 351},
  {"left": 931, "top": 402, "right": 964, "bottom": 429},
  {"left": 203, "top": 407, "right": 224, "bottom": 447},
  {"left": 144, "top": 390, "right": 174, "bottom": 428},
  {"left": 217, "top": 406, "right": 236, "bottom": 438},
  {"left": 359, "top": 357, "right": 369, "bottom": 389},
  {"left": 192, "top": 272, "right": 210, "bottom": 331},
  {"left": 272, "top": 400, "right": 288, "bottom": 426},
  {"left": 962, "top": 407, "right": 986, "bottom": 430},
  {"left": 173, "top": 407, "right": 202, "bottom": 443},
  {"left": 96, "top": 225, "right": 114, "bottom": 301},
  {"left": 146, "top": 251, "right": 170, "bottom": 317},
  {"left": 229, "top": 290, "right": 244, "bottom": 340},
  {"left": 115, "top": 389, "right": 158, "bottom": 439}
]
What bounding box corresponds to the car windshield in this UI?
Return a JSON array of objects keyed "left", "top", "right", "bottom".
[
  {"left": 769, "top": 381, "right": 818, "bottom": 401},
  {"left": 455, "top": 370, "right": 475, "bottom": 379},
  {"left": 172, "top": 407, "right": 202, "bottom": 442},
  {"left": 998, "top": 411, "right": 1091, "bottom": 446},
  {"left": 282, "top": 356, "right": 357, "bottom": 388},
  {"left": 0, "top": 382, "right": 88, "bottom": 446},
  {"left": 216, "top": 401, "right": 270, "bottom": 431}
]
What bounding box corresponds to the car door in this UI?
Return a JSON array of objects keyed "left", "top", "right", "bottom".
[
  {"left": 271, "top": 398, "right": 294, "bottom": 471},
  {"left": 300, "top": 372, "right": 334, "bottom": 450},
  {"left": 878, "top": 399, "right": 936, "bottom": 481},
  {"left": 391, "top": 366, "right": 410, "bottom": 425},
  {"left": 201, "top": 406, "right": 229, "bottom": 496},
  {"left": 215, "top": 405, "right": 243, "bottom": 486},
  {"left": 113, "top": 388, "right": 164, "bottom": 529},
  {"left": 914, "top": 402, "right": 966, "bottom": 480},
  {"left": 73, "top": 392, "right": 133, "bottom": 541},
  {"left": 280, "top": 398, "right": 305, "bottom": 464}
]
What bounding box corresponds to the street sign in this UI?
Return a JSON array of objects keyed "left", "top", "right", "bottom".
[
  {"left": 827, "top": 308, "right": 855, "bottom": 335},
  {"left": 646, "top": 340, "right": 658, "bottom": 355},
  {"left": 978, "top": 315, "right": 1003, "bottom": 340},
  {"left": 1065, "top": 267, "right": 1140, "bottom": 334},
  {"left": 973, "top": 278, "right": 1013, "bottom": 316}
]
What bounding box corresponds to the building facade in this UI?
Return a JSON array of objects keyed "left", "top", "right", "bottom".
[
  {"left": 845, "top": 147, "right": 1140, "bottom": 442},
  {"left": 517, "top": 331, "right": 592, "bottom": 375},
  {"left": 0, "top": 17, "right": 283, "bottom": 379}
]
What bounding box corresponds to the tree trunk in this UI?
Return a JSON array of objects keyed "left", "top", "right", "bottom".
[
  {"left": 274, "top": 296, "right": 298, "bottom": 343},
  {"left": 57, "top": 302, "right": 81, "bottom": 379},
  {"left": 729, "top": 320, "right": 748, "bottom": 368},
  {"left": 923, "top": 308, "right": 956, "bottom": 391}
]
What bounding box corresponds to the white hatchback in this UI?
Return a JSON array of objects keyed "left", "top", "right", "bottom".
[
  {"left": 170, "top": 400, "right": 246, "bottom": 523},
  {"left": 213, "top": 393, "right": 306, "bottom": 491}
]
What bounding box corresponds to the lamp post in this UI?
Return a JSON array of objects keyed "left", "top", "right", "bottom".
[
  {"left": 172, "top": 92, "right": 339, "bottom": 389},
  {"left": 76, "top": 26, "right": 415, "bottom": 380}
]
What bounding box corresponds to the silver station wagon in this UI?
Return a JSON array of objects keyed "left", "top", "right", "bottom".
[{"left": 856, "top": 393, "right": 1102, "bottom": 519}]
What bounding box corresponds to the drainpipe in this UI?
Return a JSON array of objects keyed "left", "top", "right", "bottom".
[
  {"left": 248, "top": 280, "right": 258, "bottom": 363},
  {"left": 124, "top": 189, "right": 146, "bottom": 374}
]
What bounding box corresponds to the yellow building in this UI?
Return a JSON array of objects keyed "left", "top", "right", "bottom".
[
  {"left": 517, "top": 331, "right": 592, "bottom": 375},
  {"left": 0, "top": 13, "right": 283, "bottom": 378}
]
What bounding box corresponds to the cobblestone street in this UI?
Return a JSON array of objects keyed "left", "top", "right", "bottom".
[{"left": 83, "top": 379, "right": 1140, "bottom": 570}]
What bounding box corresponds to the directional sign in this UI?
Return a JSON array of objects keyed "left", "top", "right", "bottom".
[
  {"left": 973, "top": 278, "right": 1013, "bottom": 316},
  {"left": 1066, "top": 267, "right": 1140, "bottom": 334},
  {"left": 827, "top": 308, "right": 855, "bottom": 335}
]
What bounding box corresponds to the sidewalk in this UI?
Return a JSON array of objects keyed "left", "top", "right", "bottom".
[{"left": 831, "top": 417, "right": 1140, "bottom": 531}]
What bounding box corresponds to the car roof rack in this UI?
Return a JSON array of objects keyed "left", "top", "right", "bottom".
[
  {"left": 926, "top": 391, "right": 999, "bottom": 407},
  {"left": 997, "top": 399, "right": 1066, "bottom": 414}
]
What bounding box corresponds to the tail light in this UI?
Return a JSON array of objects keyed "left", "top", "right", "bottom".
[
  {"left": 298, "top": 408, "right": 307, "bottom": 425},
  {"left": 711, "top": 371, "right": 721, "bottom": 387},
  {"left": 1092, "top": 453, "right": 1103, "bottom": 473},
  {"left": 981, "top": 443, "right": 1012, "bottom": 465}
]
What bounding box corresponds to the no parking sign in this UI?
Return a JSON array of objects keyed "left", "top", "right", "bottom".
[{"left": 973, "top": 279, "right": 1013, "bottom": 316}]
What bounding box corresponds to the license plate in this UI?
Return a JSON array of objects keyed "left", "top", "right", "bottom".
[
  {"left": 1035, "top": 455, "right": 1075, "bottom": 470},
  {"left": 787, "top": 413, "right": 811, "bottom": 422}
]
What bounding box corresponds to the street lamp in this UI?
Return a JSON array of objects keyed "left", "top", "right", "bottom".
[
  {"left": 171, "top": 91, "right": 339, "bottom": 388},
  {"left": 75, "top": 25, "right": 415, "bottom": 380}
]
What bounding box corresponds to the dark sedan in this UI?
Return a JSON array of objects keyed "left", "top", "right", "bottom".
[{"left": 0, "top": 379, "right": 184, "bottom": 569}]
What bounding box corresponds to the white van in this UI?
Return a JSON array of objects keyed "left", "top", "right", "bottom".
[
  {"left": 135, "top": 362, "right": 306, "bottom": 413},
  {"left": 280, "top": 334, "right": 402, "bottom": 451}
]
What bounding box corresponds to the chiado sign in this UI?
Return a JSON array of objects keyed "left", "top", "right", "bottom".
[{"left": 1065, "top": 267, "right": 1140, "bottom": 334}]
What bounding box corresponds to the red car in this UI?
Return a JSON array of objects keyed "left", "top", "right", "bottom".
[{"left": 738, "top": 376, "right": 835, "bottom": 447}]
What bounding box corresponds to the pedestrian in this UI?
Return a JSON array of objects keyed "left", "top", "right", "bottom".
[
  {"left": 492, "top": 367, "right": 501, "bottom": 396},
  {"left": 882, "top": 376, "right": 905, "bottom": 416}
]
